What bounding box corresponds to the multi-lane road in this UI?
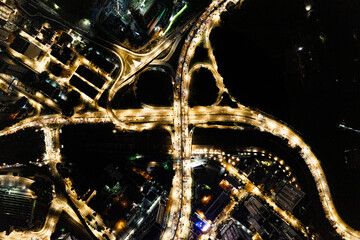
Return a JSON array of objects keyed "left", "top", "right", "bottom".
[
  {"left": 1, "top": 0, "right": 360, "bottom": 239},
  {"left": 1, "top": 106, "right": 357, "bottom": 240},
  {"left": 1, "top": 106, "right": 360, "bottom": 240}
]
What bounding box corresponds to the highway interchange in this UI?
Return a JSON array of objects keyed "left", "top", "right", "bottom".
[{"left": 0, "top": 0, "right": 359, "bottom": 239}]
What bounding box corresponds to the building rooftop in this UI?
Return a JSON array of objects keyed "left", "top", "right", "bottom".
[
  {"left": 274, "top": 180, "right": 305, "bottom": 212},
  {"left": 220, "top": 219, "right": 252, "bottom": 240}
]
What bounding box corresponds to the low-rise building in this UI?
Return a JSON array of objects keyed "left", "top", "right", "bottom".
[
  {"left": 10, "top": 36, "right": 42, "bottom": 60},
  {"left": 0, "top": 2, "right": 14, "bottom": 23},
  {"left": 274, "top": 180, "right": 305, "bottom": 213}
]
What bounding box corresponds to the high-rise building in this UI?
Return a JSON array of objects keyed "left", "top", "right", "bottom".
[
  {"left": 220, "top": 219, "right": 252, "bottom": 240},
  {"left": 132, "top": 195, "right": 167, "bottom": 240},
  {"left": 204, "top": 190, "right": 231, "bottom": 221}
]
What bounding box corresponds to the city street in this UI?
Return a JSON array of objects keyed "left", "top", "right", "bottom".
[{"left": 0, "top": 0, "right": 359, "bottom": 239}]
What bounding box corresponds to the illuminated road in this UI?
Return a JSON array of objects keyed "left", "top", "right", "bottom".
[
  {"left": 43, "top": 126, "right": 117, "bottom": 240},
  {"left": 207, "top": 148, "right": 307, "bottom": 237},
  {"left": 0, "top": 172, "right": 77, "bottom": 240},
  {"left": 164, "top": 0, "right": 360, "bottom": 237},
  {"left": 0, "top": 73, "right": 59, "bottom": 113},
  {"left": 0, "top": 108, "right": 360, "bottom": 239},
  {"left": 0, "top": 0, "right": 359, "bottom": 239},
  {"left": 191, "top": 147, "right": 306, "bottom": 239}
]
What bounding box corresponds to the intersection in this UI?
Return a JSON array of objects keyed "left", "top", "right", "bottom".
[{"left": 0, "top": 0, "right": 359, "bottom": 239}]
